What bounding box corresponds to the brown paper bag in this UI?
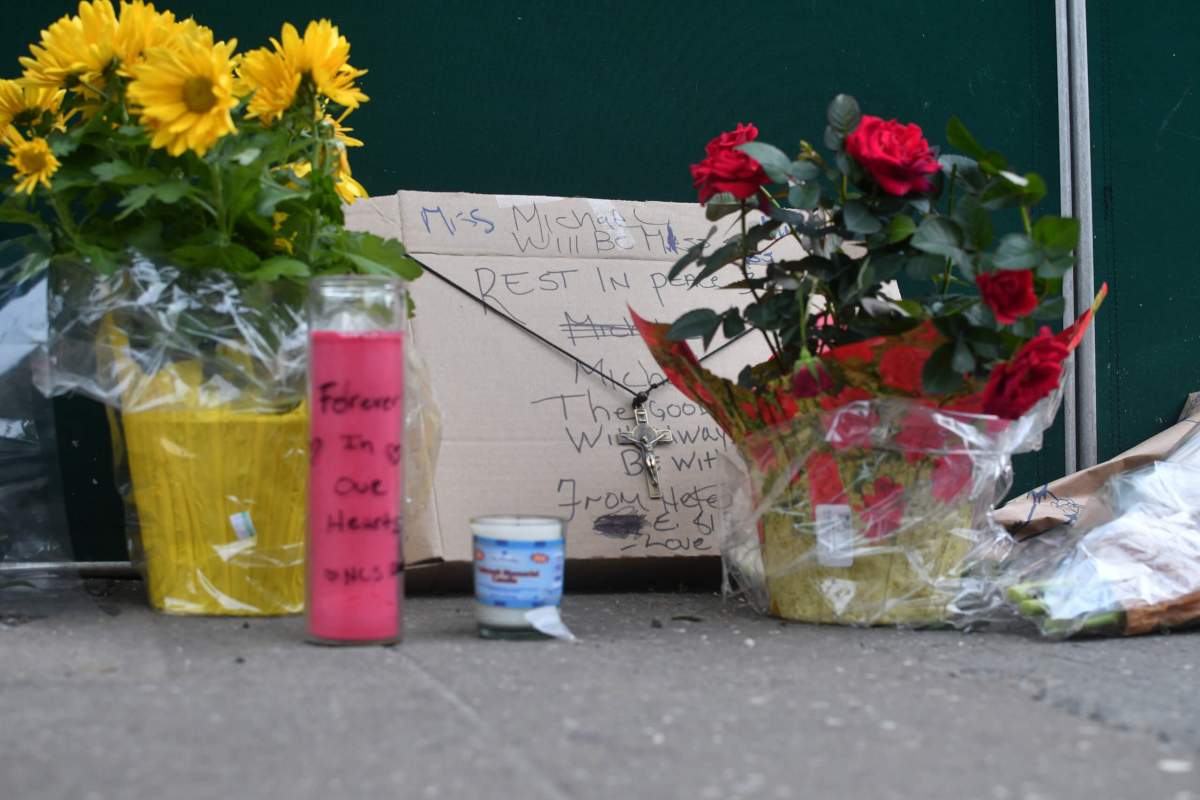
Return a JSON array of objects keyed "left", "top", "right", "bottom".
[{"left": 995, "top": 392, "right": 1200, "bottom": 536}]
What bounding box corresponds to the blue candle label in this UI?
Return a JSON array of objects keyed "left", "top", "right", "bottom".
[{"left": 473, "top": 535, "right": 565, "bottom": 609}]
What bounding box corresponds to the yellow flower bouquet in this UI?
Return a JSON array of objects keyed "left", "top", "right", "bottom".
[{"left": 0, "top": 2, "right": 422, "bottom": 614}]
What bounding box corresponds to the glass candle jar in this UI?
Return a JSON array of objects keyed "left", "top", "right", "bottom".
[
  {"left": 306, "top": 276, "right": 406, "bottom": 645},
  {"left": 470, "top": 515, "right": 567, "bottom": 639}
]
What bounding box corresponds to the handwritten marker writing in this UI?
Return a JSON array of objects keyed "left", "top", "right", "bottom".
[{"left": 307, "top": 276, "right": 406, "bottom": 645}]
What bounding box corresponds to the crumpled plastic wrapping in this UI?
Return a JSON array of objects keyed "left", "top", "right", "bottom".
[
  {"left": 0, "top": 254, "right": 72, "bottom": 568},
  {"left": 978, "top": 425, "right": 1200, "bottom": 638},
  {"left": 718, "top": 392, "right": 1061, "bottom": 626},
  {"left": 36, "top": 257, "right": 440, "bottom": 615}
]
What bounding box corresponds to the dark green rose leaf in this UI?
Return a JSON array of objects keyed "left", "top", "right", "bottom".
[
  {"left": 952, "top": 195, "right": 993, "bottom": 250},
  {"left": 787, "top": 182, "right": 820, "bottom": 210},
  {"left": 993, "top": 233, "right": 1040, "bottom": 270},
  {"left": 827, "top": 94, "right": 862, "bottom": 134},
  {"left": 951, "top": 337, "right": 977, "bottom": 374},
  {"left": 843, "top": 199, "right": 882, "bottom": 234},
  {"left": 789, "top": 160, "right": 820, "bottom": 181},
  {"left": 911, "top": 216, "right": 963, "bottom": 257},
  {"left": 905, "top": 253, "right": 946, "bottom": 280},
  {"left": 1033, "top": 294, "right": 1066, "bottom": 320},
  {"left": 736, "top": 141, "right": 792, "bottom": 183},
  {"left": 887, "top": 214, "right": 916, "bottom": 243},
  {"left": 667, "top": 308, "right": 722, "bottom": 342},
  {"left": 1032, "top": 215, "right": 1080, "bottom": 255},
  {"left": 704, "top": 191, "right": 743, "bottom": 221},
  {"left": 722, "top": 311, "right": 746, "bottom": 338},
  {"left": 922, "top": 341, "right": 965, "bottom": 394},
  {"left": 946, "top": 116, "right": 1007, "bottom": 172},
  {"left": 1037, "top": 254, "right": 1076, "bottom": 279}
]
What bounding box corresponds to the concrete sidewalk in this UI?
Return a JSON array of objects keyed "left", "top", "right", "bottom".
[{"left": 1, "top": 580, "right": 1198, "bottom": 800}]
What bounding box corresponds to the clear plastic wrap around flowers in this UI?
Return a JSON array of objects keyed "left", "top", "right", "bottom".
[
  {"left": 0, "top": 259, "right": 72, "bottom": 567},
  {"left": 718, "top": 393, "right": 1061, "bottom": 627},
  {"left": 980, "top": 426, "right": 1200, "bottom": 638},
  {"left": 35, "top": 258, "right": 440, "bottom": 615}
]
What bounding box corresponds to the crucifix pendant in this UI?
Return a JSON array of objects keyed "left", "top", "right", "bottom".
[{"left": 618, "top": 402, "right": 673, "bottom": 499}]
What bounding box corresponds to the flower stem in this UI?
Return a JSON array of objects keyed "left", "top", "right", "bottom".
[
  {"left": 738, "top": 204, "right": 783, "bottom": 369},
  {"left": 1020, "top": 205, "right": 1033, "bottom": 237}
]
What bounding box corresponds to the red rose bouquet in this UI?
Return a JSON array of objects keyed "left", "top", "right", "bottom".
[{"left": 635, "top": 95, "right": 1105, "bottom": 625}]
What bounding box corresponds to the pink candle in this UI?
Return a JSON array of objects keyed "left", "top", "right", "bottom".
[{"left": 306, "top": 278, "right": 406, "bottom": 645}]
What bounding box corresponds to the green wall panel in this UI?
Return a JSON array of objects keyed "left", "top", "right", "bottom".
[
  {"left": 1089, "top": 0, "right": 1200, "bottom": 461},
  {"left": 0, "top": 1, "right": 1062, "bottom": 558}
]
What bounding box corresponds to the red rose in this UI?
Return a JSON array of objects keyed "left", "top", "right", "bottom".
[
  {"left": 691, "top": 123, "right": 769, "bottom": 204},
  {"left": 976, "top": 270, "right": 1038, "bottom": 325},
  {"left": 845, "top": 115, "right": 939, "bottom": 196},
  {"left": 894, "top": 408, "right": 946, "bottom": 463},
  {"left": 878, "top": 344, "right": 931, "bottom": 395},
  {"left": 931, "top": 454, "right": 973, "bottom": 503},
  {"left": 791, "top": 362, "right": 834, "bottom": 398},
  {"left": 982, "top": 327, "right": 1069, "bottom": 419},
  {"left": 705, "top": 122, "right": 759, "bottom": 156},
  {"left": 861, "top": 477, "right": 905, "bottom": 539}
]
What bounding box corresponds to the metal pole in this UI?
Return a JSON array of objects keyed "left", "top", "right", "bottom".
[
  {"left": 1068, "top": 0, "right": 1099, "bottom": 468},
  {"left": 1055, "top": 0, "right": 1078, "bottom": 476}
]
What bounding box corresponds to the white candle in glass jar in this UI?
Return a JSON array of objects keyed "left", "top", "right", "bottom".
[{"left": 470, "top": 515, "right": 566, "bottom": 638}]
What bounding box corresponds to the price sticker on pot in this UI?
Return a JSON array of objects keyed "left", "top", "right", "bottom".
[{"left": 815, "top": 504, "right": 854, "bottom": 568}]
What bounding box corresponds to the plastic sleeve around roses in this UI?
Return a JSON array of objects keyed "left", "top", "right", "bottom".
[
  {"left": 716, "top": 392, "right": 1063, "bottom": 627},
  {"left": 968, "top": 424, "right": 1200, "bottom": 638},
  {"left": 32, "top": 257, "right": 441, "bottom": 614}
]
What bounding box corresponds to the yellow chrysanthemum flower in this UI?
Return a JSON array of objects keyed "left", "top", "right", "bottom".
[
  {"left": 4, "top": 127, "right": 60, "bottom": 194},
  {"left": 237, "top": 46, "right": 300, "bottom": 124},
  {"left": 325, "top": 114, "right": 363, "bottom": 148},
  {"left": 127, "top": 37, "right": 240, "bottom": 156},
  {"left": 333, "top": 148, "right": 366, "bottom": 204},
  {"left": 276, "top": 20, "right": 368, "bottom": 109},
  {"left": 0, "top": 80, "right": 64, "bottom": 130},
  {"left": 20, "top": 1, "right": 118, "bottom": 93},
  {"left": 114, "top": 2, "right": 215, "bottom": 73}
]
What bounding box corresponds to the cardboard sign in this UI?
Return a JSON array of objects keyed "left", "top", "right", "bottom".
[{"left": 346, "top": 190, "right": 791, "bottom": 564}]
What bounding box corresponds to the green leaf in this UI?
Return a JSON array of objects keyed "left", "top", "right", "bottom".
[
  {"left": 0, "top": 202, "right": 45, "bottom": 228},
  {"left": 333, "top": 231, "right": 423, "bottom": 280},
  {"left": 951, "top": 338, "right": 977, "bottom": 374},
  {"left": 257, "top": 180, "right": 309, "bottom": 216},
  {"left": 92, "top": 161, "right": 163, "bottom": 185},
  {"left": 1037, "top": 254, "right": 1074, "bottom": 279},
  {"left": 823, "top": 125, "right": 844, "bottom": 150},
  {"left": 946, "top": 117, "right": 1007, "bottom": 171},
  {"left": 922, "top": 342, "right": 965, "bottom": 394},
  {"left": 248, "top": 256, "right": 311, "bottom": 282},
  {"left": 736, "top": 141, "right": 791, "bottom": 183},
  {"left": 789, "top": 160, "right": 820, "bottom": 181},
  {"left": 170, "top": 242, "right": 259, "bottom": 272},
  {"left": 906, "top": 253, "right": 947, "bottom": 280},
  {"left": 1032, "top": 216, "right": 1080, "bottom": 255},
  {"left": 945, "top": 117, "right": 985, "bottom": 159},
  {"left": 1032, "top": 294, "right": 1066, "bottom": 321},
  {"left": 115, "top": 180, "right": 191, "bottom": 219},
  {"left": 952, "top": 195, "right": 993, "bottom": 250},
  {"left": 722, "top": 312, "right": 745, "bottom": 338},
  {"left": 667, "top": 308, "right": 721, "bottom": 341},
  {"left": 911, "top": 216, "right": 963, "bottom": 257},
  {"left": 887, "top": 214, "right": 916, "bottom": 243},
  {"left": 667, "top": 232, "right": 712, "bottom": 280},
  {"left": 787, "top": 182, "right": 819, "bottom": 210},
  {"left": 993, "top": 233, "right": 1040, "bottom": 269},
  {"left": 843, "top": 200, "right": 882, "bottom": 234},
  {"left": 704, "top": 191, "right": 742, "bottom": 221},
  {"left": 826, "top": 94, "right": 862, "bottom": 134}
]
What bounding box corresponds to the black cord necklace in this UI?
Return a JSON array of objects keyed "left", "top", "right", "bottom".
[{"left": 409, "top": 254, "right": 748, "bottom": 499}]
